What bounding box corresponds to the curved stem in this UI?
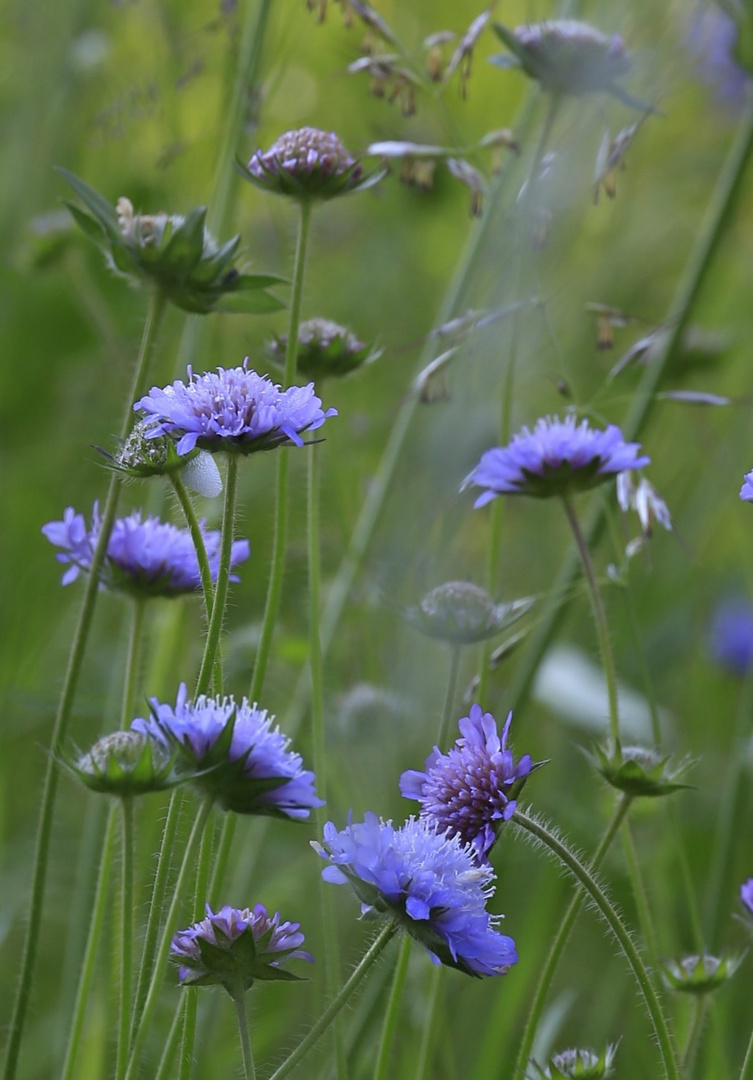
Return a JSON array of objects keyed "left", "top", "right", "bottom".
[
  {"left": 681, "top": 996, "right": 707, "bottom": 1075},
  {"left": 415, "top": 965, "right": 444, "bottom": 1080},
  {"left": 561, "top": 494, "right": 621, "bottom": 756},
  {"left": 125, "top": 797, "right": 214, "bottom": 1080},
  {"left": 116, "top": 797, "right": 136, "bottom": 1080},
  {"left": 511, "top": 809, "right": 680, "bottom": 1080},
  {"left": 739, "top": 1025, "right": 753, "bottom": 1080},
  {"left": 373, "top": 936, "right": 412, "bottom": 1080},
  {"left": 249, "top": 199, "right": 312, "bottom": 703},
  {"left": 268, "top": 922, "right": 398, "bottom": 1080},
  {"left": 511, "top": 794, "right": 631, "bottom": 1078},
  {"left": 60, "top": 806, "right": 117, "bottom": 1080},
  {"left": 2, "top": 287, "right": 166, "bottom": 1080},
  {"left": 154, "top": 995, "right": 186, "bottom": 1080},
  {"left": 195, "top": 454, "right": 239, "bottom": 696},
  {"left": 121, "top": 600, "right": 146, "bottom": 732},
  {"left": 437, "top": 646, "right": 461, "bottom": 750},
  {"left": 178, "top": 807, "right": 215, "bottom": 1079},
  {"left": 233, "top": 976, "right": 256, "bottom": 1080}
]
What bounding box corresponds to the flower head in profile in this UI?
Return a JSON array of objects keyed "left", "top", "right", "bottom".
[
  {"left": 313, "top": 813, "right": 518, "bottom": 977},
  {"left": 66, "top": 730, "right": 178, "bottom": 797},
  {"left": 491, "top": 20, "right": 634, "bottom": 100},
  {"left": 266, "top": 318, "right": 380, "bottom": 382},
  {"left": 709, "top": 598, "right": 753, "bottom": 676},
  {"left": 463, "top": 415, "right": 649, "bottom": 506},
  {"left": 99, "top": 421, "right": 223, "bottom": 498},
  {"left": 134, "top": 359, "right": 337, "bottom": 457},
  {"left": 402, "top": 581, "right": 535, "bottom": 645},
  {"left": 742, "top": 878, "right": 753, "bottom": 916},
  {"left": 400, "top": 706, "right": 533, "bottom": 862},
  {"left": 58, "top": 170, "right": 284, "bottom": 315},
  {"left": 530, "top": 1044, "right": 618, "bottom": 1079},
  {"left": 661, "top": 952, "right": 743, "bottom": 995},
  {"left": 133, "top": 684, "right": 322, "bottom": 818},
  {"left": 740, "top": 468, "right": 753, "bottom": 502},
  {"left": 170, "top": 903, "right": 312, "bottom": 992},
  {"left": 587, "top": 742, "right": 693, "bottom": 799},
  {"left": 687, "top": 6, "right": 751, "bottom": 112},
  {"left": 237, "top": 127, "right": 385, "bottom": 201},
  {"left": 42, "top": 504, "right": 249, "bottom": 599}
]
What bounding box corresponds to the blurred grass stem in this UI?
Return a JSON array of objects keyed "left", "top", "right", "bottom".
[
  {"left": 179, "top": 817, "right": 216, "bottom": 1079},
  {"left": 195, "top": 454, "right": 239, "bottom": 696},
  {"left": 2, "top": 287, "right": 166, "bottom": 1080},
  {"left": 116, "top": 796, "right": 135, "bottom": 1080},
  {"left": 437, "top": 646, "right": 461, "bottom": 750},
  {"left": 233, "top": 975, "right": 256, "bottom": 1080},
  {"left": 372, "top": 935, "right": 411, "bottom": 1080}
]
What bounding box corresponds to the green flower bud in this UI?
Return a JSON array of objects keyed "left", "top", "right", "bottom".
[
  {"left": 587, "top": 743, "right": 694, "bottom": 798},
  {"left": 67, "top": 731, "right": 179, "bottom": 797},
  {"left": 661, "top": 953, "right": 743, "bottom": 995},
  {"left": 402, "top": 581, "right": 535, "bottom": 645},
  {"left": 267, "top": 318, "right": 380, "bottom": 381}
]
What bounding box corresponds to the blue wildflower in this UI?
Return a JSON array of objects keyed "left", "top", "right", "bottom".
[
  {"left": 42, "top": 504, "right": 249, "bottom": 598},
  {"left": 134, "top": 359, "right": 337, "bottom": 457},
  {"left": 687, "top": 6, "right": 750, "bottom": 111},
  {"left": 133, "top": 684, "right": 322, "bottom": 818},
  {"left": 400, "top": 706, "right": 532, "bottom": 862},
  {"left": 314, "top": 813, "right": 518, "bottom": 977},
  {"left": 740, "top": 469, "right": 753, "bottom": 502},
  {"left": 463, "top": 415, "right": 650, "bottom": 505},
  {"left": 741, "top": 878, "right": 753, "bottom": 915},
  {"left": 709, "top": 597, "right": 753, "bottom": 675},
  {"left": 171, "top": 903, "right": 312, "bottom": 991}
]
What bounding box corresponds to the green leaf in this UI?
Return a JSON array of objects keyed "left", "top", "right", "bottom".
[
  {"left": 491, "top": 22, "right": 527, "bottom": 62},
  {"left": 215, "top": 288, "right": 286, "bottom": 315},
  {"left": 189, "top": 235, "right": 242, "bottom": 285},
  {"left": 229, "top": 272, "right": 289, "bottom": 290},
  {"left": 63, "top": 202, "right": 106, "bottom": 245},
  {"left": 56, "top": 168, "right": 121, "bottom": 237},
  {"left": 159, "top": 206, "right": 207, "bottom": 282}
]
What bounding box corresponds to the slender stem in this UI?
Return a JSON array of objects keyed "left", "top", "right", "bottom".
[
  {"left": 178, "top": 993, "right": 197, "bottom": 1080},
  {"left": 682, "top": 996, "right": 707, "bottom": 1075},
  {"left": 249, "top": 199, "right": 312, "bottom": 703},
  {"left": 621, "top": 817, "right": 659, "bottom": 975},
  {"left": 125, "top": 798, "right": 214, "bottom": 1080},
  {"left": 437, "top": 646, "right": 461, "bottom": 750},
  {"left": 178, "top": 808, "right": 215, "bottom": 1078},
  {"left": 154, "top": 995, "right": 186, "bottom": 1080},
  {"left": 209, "top": 813, "right": 237, "bottom": 905},
  {"left": 508, "top": 91, "right": 753, "bottom": 719},
  {"left": 233, "top": 977, "right": 256, "bottom": 1080},
  {"left": 511, "top": 794, "right": 631, "bottom": 1078},
  {"left": 195, "top": 454, "right": 239, "bottom": 697},
  {"left": 561, "top": 495, "right": 621, "bottom": 756},
  {"left": 268, "top": 923, "right": 398, "bottom": 1080},
  {"left": 2, "top": 288, "right": 166, "bottom": 1080},
  {"left": 116, "top": 797, "right": 136, "bottom": 1080},
  {"left": 131, "top": 790, "right": 183, "bottom": 1045},
  {"left": 60, "top": 806, "right": 117, "bottom": 1080},
  {"left": 740, "top": 1025, "right": 753, "bottom": 1080},
  {"left": 415, "top": 965, "right": 444, "bottom": 1080},
  {"left": 511, "top": 809, "right": 680, "bottom": 1080},
  {"left": 121, "top": 601, "right": 146, "bottom": 732},
  {"left": 373, "top": 937, "right": 412, "bottom": 1080}
]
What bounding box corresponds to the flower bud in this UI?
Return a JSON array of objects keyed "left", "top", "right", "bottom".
[
  {"left": 266, "top": 317, "right": 380, "bottom": 382},
  {"left": 661, "top": 953, "right": 743, "bottom": 995},
  {"left": 403, "top": 581, "right": 535, "bottom": 645},
  {"left": 587, "top": 742, "right": 693, "bottom": 798},
  {"left": 531, "top": 1044, "right": 618, "bottom": 1079},
  {"left": 68, "top": 730, "right": 178, "bottom": 797}
]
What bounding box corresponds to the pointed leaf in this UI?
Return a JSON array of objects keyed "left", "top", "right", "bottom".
[
  {"left": 159, "top": 206, "right": 207, "bottom": 281},
  {"left": 214, "top": 289, "right": 286, "bottom": 315},
  {"left": 56, "top": 168, "right": 121, "bottom": 235},
  {"left": 63, "top": 202, "right": 107, "bottom": 244},
  {"left": 189, "top": 235, "right": 242, "bottom": 284}
]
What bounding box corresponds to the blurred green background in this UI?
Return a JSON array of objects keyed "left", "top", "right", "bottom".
[{"left": 3, "top": 0, "right": 753, "bottom": 1076}]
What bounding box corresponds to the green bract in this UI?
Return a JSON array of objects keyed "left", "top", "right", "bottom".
[
  {"left": 530, "top": 1044, "right": 618, "bottom": 1079},
  {"left": 57, "top": 169, "right": 285, "bottom": 314},
  {"left": 661, "top": 953, "right": 743, "bottom": 995},
  {"left": 66, "top": 731, "right": 180, "bottom": 797},
  {"left": 266, "top": 317, "right": 381, "bottom": 381},
  {"left": 587, "top": 743, "right": 694, "bottom": 798}
]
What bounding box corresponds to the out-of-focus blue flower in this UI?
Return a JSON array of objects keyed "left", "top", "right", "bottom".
[
  {"left": 134, "top": 359, "right": 337, "bottom": 456},
  {"left": 133, "top": 684, "right": 322, "bottom": 818},
  {"left": 463, "top": 415, "right": 649, "bottom": 505},
  {"left": 171, "top": 903, "right": 312, "bottom": 990},
  {"left": 400, "top": 706, "right": 532, "bottom": 863},
  {"left": 313, "top": 813, "right": 518, "bottom": 977},
  {"left": 709, "top": 598, "right": 753, "bottom": 675},
  {"left": 687, "top": 6, "right": 750, "bottom": 111},
  {"left": 740, "top": 877, "right": 753, "bottom": 915},
  {"left": 740, "top": 469, "right": 753, "bottom": 502},
  {"left": 42, "top": 504, "right": 249, "bottom": 598}
]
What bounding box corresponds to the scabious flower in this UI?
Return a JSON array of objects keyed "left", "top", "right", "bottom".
[
  {"left": 58, "top": 170, "right": 284, "bottom": 314},
  {"left": 266, "top": 317, "right": 380, "bottom": 382},
  {"left": 687, "top": 6, "right": 751, "bottom": 111},
  {"left": 132, "top": 684, "right": 322, "bottom": 818},
  {"left": 740, "top": 468, "right": 753, "bottom": 502},
  {"left": 491, "top": 20, "right": 634, "bottom": 100},
  {"left": 237, "top": 127, "right": 384, "bottom": 201},
  {"left": 313, "top": 813, "right": 518, "bottom": 977},
  {"left": 661, "top": 952, "right": 743, "bottom": 995},
  {"left": 134, "top": 359, "right": 337, "bottom": 457},
  {"left": 463, "top": 415, "right": 650, "bottom": 506},
  {"left": 741, "top": 877, "right": 753, "bottom": 916},
  {"left": 67, "top": 730, "right": 178, "bottom": 797},
  {"left": 400, "top": 706, "right": 532, "bottom": 862},
  {"left": 531, "top": 1044, "right": 618, "bottom": 1079},
  {"left": 170, "top": 903, "right": 312, "bottom": 991},
  {"left": 42, "top": 505, "right": 249, "bottom": 598},
  {"left": 100, "top": 420, "right": 223, "bottom": 497},
  {"left": 402, "top": 581, "right": 535, "bottom": 645},
  {"left": 709, "top": 598, "right": 753, "bottom": 675}
]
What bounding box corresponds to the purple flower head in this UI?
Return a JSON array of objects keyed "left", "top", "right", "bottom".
[
  {"left": 463, "top": 415, "right": 650, "bottom": 505},
  {"left": 687, "top": 7, "right": 750, "bottom": 112},
  {"left": 313, "top": 813, "right": 518, "bottom": 978},
  {"left": 239, "top": 127, "right": 384, "bottom": 201},
  {"left": 132, "top": 684, "right": 322, "bottom": 818},
  {"left": 170, "top": 903, "right": 312, "bottom": 991},
  {"left": 400, "top": 706, "right": 532, "bottom": 862},
  {"left": 134, "top": 359, "right": 337, "bottom": 457},
  {"left": 740, "top": 469, "right": 753, "bottom": 502},
  {"left": 740, "top": 878, "right": 753, "bottom": 916},
  {"left": 709, "top": 598, "right": 753, "bottom": 676},
  {"left": 42, "top": 504, "right": 249, "bottom": 599}
]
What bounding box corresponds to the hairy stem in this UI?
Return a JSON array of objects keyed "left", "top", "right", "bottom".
[
  {"left": 116, "top": 797, "right": 135, "bottom": 1080},
  {"left": 233, "top": 976, "right": 256, "bottom": 1080},
  {"left": 178, "top": 815, "right": 215, "bottom": 1079},
  {"left": 121, "top": 601, "right": 146, "bottom": 732},
  {"left": 195, "top": 454, "right": 239, "bottom": 696},
  {"left": 437, "top": 646, "right": 461, "bottom": 750},
  {"left": 415, "top": 965, "right": 444, "bottom": 1080},
  {"left": 373, "top": 936, "right": 412, "bottom": 1080}
]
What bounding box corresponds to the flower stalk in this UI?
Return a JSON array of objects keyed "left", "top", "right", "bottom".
[
  {"left": 116, "top": 796, "right": 135, "bottom": 1080},
  {"left": 195, "top": 454, "right": 239, "bottom": 696},
  {"left": 232, "top": 975, "right": 257, "bottom": 1080}
]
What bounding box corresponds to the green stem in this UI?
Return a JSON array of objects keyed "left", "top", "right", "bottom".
[
  {"left": 2, "top": 288, "right": 166, "bottom": 1080},
  {"left": 508, "top": 91, "right": 753, "bottom": 719},
  {"left": 178, "top": 994, "right": 197, "bottom": 1080},
  {"left": 60, "top": 806, "right": 117, "bottom": 1080},
  {"left": 116, "top": 797, "right": 136, "bottom": 1080},
  {"left": 415, "top": 965, "right": 444, "bottom": 1080},
  {"left": 249, "top": 199, "right": 312, "bottom": 703},
  {"left": 131, "top": 790, "right": 183, "bottom": 1046},
  {"left": 268, "top": 923, "right": 398, "bottom": 1080},
  {"left": 372, "top": 937, "right": 412, "bottom": 1080},
  {"left": 621, "top": 817, "right": 660, "bottom": 975},
  {"left": 125, "top": 798, "right": 214, "bottom": 1080},
  {"left": 154, "top": 996, "right": 186, "bottom": 1080},
  {"left": 511, "top": 809, "right": 680, "bottom": 1080},
  {"left": 209, "top": 813, "right": 237, "bottom": 906},
  {"left": 233, "top": 977, "right": 256, "bottom": 1080},
  {"left": 511, "top": 794, "right": 631, "bottom": 1078},
  {"left": 178, "top": 808, "right": 215, "bottom": 1079},
  {"left": 740, "top": 1025, "right": 753, "bottom": 1080},
  {"left": 681, "top": 996, "right": 707, "bottom": 1075},
  {"left": 195, "top": 454, "right": 239, "bottom": 697},
  {"left": 121, "top": 601, "right": 146, "bottom": 732},
  {"left": 437, "top": 646, "right": 461, "bottom": 750},
  {"left": 561, "top": 494, "right": 621, "bottom": 756}
]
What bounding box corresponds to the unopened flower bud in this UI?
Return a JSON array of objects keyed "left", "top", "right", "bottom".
[
  {"left": 662, "top": 953, "right": 743, "bottom": 995},
  {"left": 404, "top": 581, "right": 535, "bottom": 645},
  {"left": 531, "top": 1043, "right": 618, "bottom": 1079},
  {"left": 588, "top": 742, "right": 693, "bottom": 798},
  {"left": 69, "top": 730, "right": 177, "bottom": 796},
  {"left": 267, "top": 317, "right": 380, "bottom": 382},
  {"left": 239, "top": 127, "right": 384, "bottom": 201}
]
